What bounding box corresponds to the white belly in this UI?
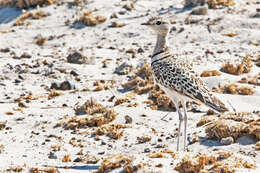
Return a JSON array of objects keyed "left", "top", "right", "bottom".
[{"left": 158, "top": 83, "right": 192, "bottom": 106}]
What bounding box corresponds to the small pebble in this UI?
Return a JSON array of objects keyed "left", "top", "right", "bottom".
[
  {"left": 144, "top": 148, "right": 151, "bottom": 153},
  {"left": 220, "top": 137, "right": 234, "bottom": 145},
  {"left": 124, "top": 115, "right": 133, "bottom": 124},
  {"left": 48, "top": 152, "right": 57, "bottom": 159}
]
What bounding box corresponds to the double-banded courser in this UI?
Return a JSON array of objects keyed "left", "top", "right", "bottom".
[{"left": 142, "top": 17, "right": 228, "bottom": 151}]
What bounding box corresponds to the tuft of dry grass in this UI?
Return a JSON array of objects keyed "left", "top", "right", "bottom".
[
  {"left": 93, "top": 124, "right": 131, "bottom": 140},
  {"left": 213, "top": 83, "right": 254, "bottom": 95},
  {"left": 14, "top": 10, "right": 48, "bottom": 26},
  {"left": 114, "top": 98, "right": 129, "bottom": 106},
  {"left": 76, "top": 11, "right": 106, "bottom": 26},
  {"left": 6, "top": 166, "right": 23, "bottom": 172},
  {"left": 207, "top": 0, "right": 235, "bottom": 9},
  {"left": 96, "top": 155, "right": 134, "bottom": 173},
  {"left": 56, "top": 99, "right": 117, "bottom": 130},
  {"left": 137, "top": 135, "right": 152, "bottom": 143},
  {"left": 0, "top": 121, "right": 6, "bottom": 130},
  {"left": 200, "top": 70, "right": 221, "bottom": 77},
  {"left": 35, "top": 37, "right": 47, "bottom": 46},
  {"left": 238, "top": 74, "right": 260, "bottom": 86},
  {"left": 92, "top": 80, "right": 115, "bottom": 92},
  {"left": 220, "top": 56, "right": 252, "bottom": 75},
  {"left": 62, "top": 154, "right": 71, "bottom": 162},
  {"left": 175, "top": 154, "right": 217, "bottom": 173},
  {"left": 29, "top": 167, "right": 58, "bottom": 173},
  {"left": 48, "top": 89, "right": 63, "bottom": 99},
  {"left": 122, "top": 3, "right": 134, "bottom": 11},
  {"left": 198, "top": 112, "right": 260, "bottom": 141},
  {"left": 184, "top": 0, "right": 235, "bottom": 9},
  {"left": 110, "top": 21, "right": 125, "bottom": 28}
]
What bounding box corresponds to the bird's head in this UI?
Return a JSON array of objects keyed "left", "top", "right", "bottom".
[{"left": 141, "top": 16, "right": 170, "bottom": 36}]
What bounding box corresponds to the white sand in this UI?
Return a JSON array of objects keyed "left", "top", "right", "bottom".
[{"left": 0, "top": 0, "right": 260, "bottom": 172}]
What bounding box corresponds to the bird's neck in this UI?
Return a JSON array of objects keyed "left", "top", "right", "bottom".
[{"left": 153, "top": 34, "right": 169, "bottom": 56}]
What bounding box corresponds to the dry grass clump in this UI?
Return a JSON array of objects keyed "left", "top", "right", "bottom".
[
  {"left": 122, "top": 64, "right": 176, "bottom": 110},
  {"left": 0, "top": 0, "right": 54, "bottom": 9},
  {"left": 6, "top": 166, "right": 23, "bottom": 172},
  {"left": 213, "top": 83, "right": 254, "bottom": 95},
  {"left": 174, "top": 152, "right": 255, "bottom": 173},
  {"left": 149, "top": 150, "right": 176, "bottom": 159},
  {"left": 14, "top": 93, "right": 43, "bottom": 102},
  {"left": 110, "top": 21, "right": 125, "bottom": 28},
  {"left": 0, "top": 121, "right": 6, "bottom": 130},
  {"left": 220, "top": 56, "right": 252, "bottom": 75},
  {"left": 200, "top": 70, "right": 221, "bottom": 77},
  {"left": 239, "top": 74, "right": 260, "bottom": 86},
  {"left": 207, "top": 0, "right": 235, "bottom": 9},
  {"left": 62, "top": 154, "right": 71, "bottom": 162},
  {"left": 93, "top": 80, "right": 115, "bottom": 92},
  {"left": 256, "top": 141, "right": 260, "bottom": 150},
  {"left": 122, "top": 2, "right": 134, "bottom": 11},
  {"left": 184, "top": 0, "right": 235, "bottom": 8},
  {"left": 56, "top": 99, "right": 117, "bottom": 130},
  {"left": 206, "top": 119, "right": 248, "bottom": 139},
  {"left": 29, "top": 167, "right": 58, "bottom": 173},
  {"left": 175, "top": 154, "right": 217, "bottom": 173},
  {"left": 93, "top": 124, "right": 131, "bottom": 140},
  {"left": 14, "top": 10, "right": 48, "bottom": 26},
  {"left": 74, "top": 153, "right": 99, "bottom": 164},
  {"left": 96, "top": 155, "right": 134, "bottom": 173},
  {"left": 114, "top": 98, "right": 129, "bottom": 106},
  {"left": 198, "top": 112, "right": 260, "bottom": 141},
  {"left": 137, "top": 135, "right": 152, "bottom": 143},
  {"left": 48, "top": 89, "right": 63, "bottom": 99},
  {"left": 76, "top": 11, "right": 106, "bottom": 26}
]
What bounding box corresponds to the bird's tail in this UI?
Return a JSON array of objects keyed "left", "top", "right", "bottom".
[{"left": 205, "top": 94, "right": 229, "bottom": 113}]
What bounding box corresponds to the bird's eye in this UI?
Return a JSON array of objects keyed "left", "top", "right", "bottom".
[{"left": 156, "top": 21, "right": 162, "bottom": 25}]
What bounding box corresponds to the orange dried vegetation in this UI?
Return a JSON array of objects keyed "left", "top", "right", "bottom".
[
  {"left": 220, "top": 56, "right": 252, "bottom": 75},
  {"left": 96, "top": 155, "right": 134, "bottom": 173},
  {"left": 200, "top": 70, "right": 221, "bottom": 77},
  {"left": 175, "top": 154, "right": 217, "bottom": 173},
  {"left": 213, "top": 83, "right": 254, "bottom": 95},
  {"left": 238, "top": 74, "right": 260, "bottom": 86},
  {"left": 29, "top": 167, "right": 58, "bottom": 173},
  {"left": 14, "top": 10, "right": 48, "bottom": 26},
  {"left": 77, "top": 11, "right": 106, "bottom": 26},
  {"left": 93, "top": 124, "right": 131, "bottom": 140},
  {"left": 198, "top": 112, "right": 260, "bottom": 141},
  {"left": 208, "top": 0, "right": 235, "bottom": 9},
  {"left": 56, "top": 99, "right": 117, "bottom": 130}
]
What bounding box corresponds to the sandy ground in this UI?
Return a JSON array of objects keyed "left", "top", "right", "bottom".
[{"left": 0, "top": 0, "right": 260, "bottom": 172}]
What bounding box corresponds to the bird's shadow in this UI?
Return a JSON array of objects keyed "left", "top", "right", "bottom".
[
  {"left": 157, "top": 6, "right": 192, "bottom": 15},
  {"left": 198, "top": 137, "right": 222, "bottom": 147},
  {"left": 45, "top": 164, "right": 99, "bottom": 171},
  {"left": 0, "top": 7, "right": 23, "bottom": 24}
]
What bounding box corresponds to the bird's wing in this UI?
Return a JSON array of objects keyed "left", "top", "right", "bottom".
[{"left": 153, "top": 59, "right": 228, "bottom": 112}]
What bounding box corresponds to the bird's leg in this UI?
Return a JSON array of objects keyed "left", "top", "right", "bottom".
[
  {"left": 175, "top": 102, "right": 183, "bottom": 152},
  {"left": 182, "top": 101, "right": 188, "bottom": 151}
]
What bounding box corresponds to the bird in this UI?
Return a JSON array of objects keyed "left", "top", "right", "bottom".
[{"left": 141, "top": 16, "right": 228, "bottom": 151}]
